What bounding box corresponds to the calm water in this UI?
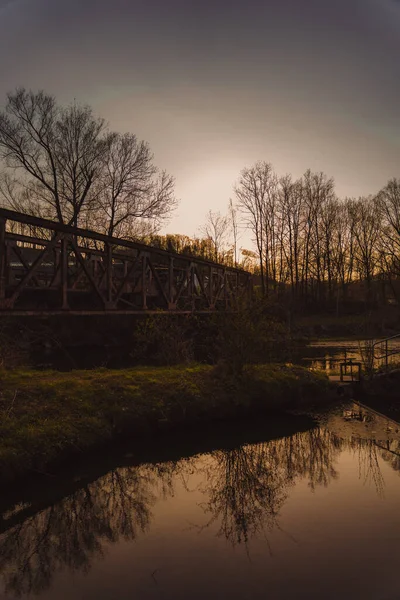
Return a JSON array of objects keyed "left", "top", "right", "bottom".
[
  {"left": 303, "top": 338, "right": 400, "bottom": 372},
  {"left": 2, "top": 404, "right": 400, "bottom": 600}
]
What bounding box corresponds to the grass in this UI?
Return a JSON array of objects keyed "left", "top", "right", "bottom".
[{"left": 0, "top": 363, "right": 331, "bottom": 484}]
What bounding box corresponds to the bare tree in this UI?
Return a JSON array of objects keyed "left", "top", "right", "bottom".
[
  {"left": 232, "top": 160, "right": 400, "bottom": 308},
  {"left": 299, "top": 169, "right": 335, "bottom": 303},
  {"left": 201, "top": 210, "right": 230, "bottom": 262},
  {"left": 0, "top": 88, "right": 177, "bottom": 236},
  {"left": 347, "top": 197, "right": 381, "bottom": 302},
  {"left": 228, "top": 198, "right": 239, "bottom": 267},
  {"left": 378, "top": 178, "right": 400, "bottom": 243},
  {"left": 235, "top": 161, "right": 277, "bottom": 294},
  {"left": 0, "top": 88, "right": 107, "bottom": 225},
  {"left": 278, "top": 175, "right": 303, "bottom": 297},
  {"left": 91, "top": 132, "right": 177, "bottom": 237},
  {"left": 328, "top": 199, "right": 355, "bottom": 311},
  {"left": 377, "top": 178, "right": 400, "bottom": 294}
]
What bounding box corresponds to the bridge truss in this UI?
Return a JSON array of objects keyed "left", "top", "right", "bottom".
[{"left": 0, "top": 209, "right": 251, "bottom": 315}]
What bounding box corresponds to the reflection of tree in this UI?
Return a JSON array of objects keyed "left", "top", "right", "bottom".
[
  {"left": 198, "top": 445, "right": 289, "bottom": 545},
  {"left": 375, "top": 440, "right": 400, "bottom": 474},
  {"left": 198, "top": 428, "right": 342, "bottom": 546},
  {"left": 338, "top": 406, "right": 400, "bottom": 488},
  {"left": 0, "top": 465, "right": 158, "bottom": 597},
  {"left": 196, "top": 428, "right": 400, "bottom": 548},
  {"left": 350, "top": 438, "right": 385, "bottom": 498},
  {"left": 273, "top": 429, "right": 341, "bottom": 490},
  {"left": 2, "top": 424, "right": 400, "bottom": 596}
]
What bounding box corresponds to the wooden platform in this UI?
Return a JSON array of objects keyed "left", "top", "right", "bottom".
[{"left": 328, "top": 375, "right": 359, "bottom": 384}]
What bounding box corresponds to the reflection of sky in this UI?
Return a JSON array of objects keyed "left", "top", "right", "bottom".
[
  {"left": 3, "top": 436, "right": 400, "bottom": 600},
  {"left": 2, "top": 402, "right": 400, "bottom": 600},
  {"left": 0, "top": 0, "right": 399, "bottom": 240}
]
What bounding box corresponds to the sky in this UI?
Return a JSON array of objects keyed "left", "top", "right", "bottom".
[{"left": 0, "top": 0, "right": 399, "bottom": 242}]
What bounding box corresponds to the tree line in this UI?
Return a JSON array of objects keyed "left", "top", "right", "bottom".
[
  {"left": 0, "top": 88, "right": 399, "bottom": 309},
  {"left": 234, "top": 162, "right": 400, "bottom": 308}
]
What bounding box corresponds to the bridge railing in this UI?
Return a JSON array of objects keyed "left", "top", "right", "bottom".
[
  {"left": 372, "top": 333, "right": 400, "bottom": 371},
  {"left": 0, "top": 208, "right": 251, "bottom": 315}
]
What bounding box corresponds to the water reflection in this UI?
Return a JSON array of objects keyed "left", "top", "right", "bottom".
[
  {"left": 0, "top": 467, "right": 158, "bottom": 597},
  {"left": 1, "top": 414, "right": 400, "bottom": 597},
  {"left": 304, "top": 338, "right": 400, "bottom": 372},
  {"left": 196, "top": 429, "right": 340, "bottom": 546}
]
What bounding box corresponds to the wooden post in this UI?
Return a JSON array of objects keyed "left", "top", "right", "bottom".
[
  {"left": 191, "top": 264, "right": 197, "bottom": 311},
  {"left": 209, "top": 266, "right": 214, "bottom": 309},
  {"left": 142, "top": 255, "right": 147, "bottom": 310},
  {"left": 61, "top": 236, "right": 69, "bottom": 309},
  {"left": 106, "top": 242, "right": 114, "bottom": 308},
  {"left": 0, "top": 218, "right": 6, "bottom": 308},
  {"left": 168, "top": 256, "right": 175, "bottom": 309}
]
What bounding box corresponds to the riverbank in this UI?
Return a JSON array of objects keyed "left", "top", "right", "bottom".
[{"left": 0, "top": 363, "right": 332, "bottom": 484}]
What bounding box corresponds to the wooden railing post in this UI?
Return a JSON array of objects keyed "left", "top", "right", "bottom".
[
  {"left": 0, "top": 218, "right": 7, "bottom": 309},
  {"left": 105, "top": 242, "right": 115, "bottom": 309},
  {"left": 142, "top": 255, "right": 147, "bottom": 310},
  {"left": 168, "top": 257, "right": 175, "bottom": 310},
  {"left": 61, "top": 236, "right": 69, "bottom": 310},
  {"left": 189, "top": 264, "right": 194, "bottom": 311},
  {"left": 209, "top": 266, "right": 214, "bottom": 309}
]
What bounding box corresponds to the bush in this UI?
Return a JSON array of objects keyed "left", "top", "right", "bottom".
[
  {"left": 131, "top": 315, "right": 194, "bottom": 365},
  {"left": 214, "top": 298, "right": 293, "bottom": 375},
  {"left": 0, "top": 325, "right": 28, "bottom": 369}
]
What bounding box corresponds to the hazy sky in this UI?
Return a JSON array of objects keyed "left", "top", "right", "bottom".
[{"left": 0, "top": 0, "right": 399, "bottom": 239}]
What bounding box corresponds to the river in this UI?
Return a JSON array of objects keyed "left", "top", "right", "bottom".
[{"left": 1, "top": 403, "right": 400, "bottom": 600}]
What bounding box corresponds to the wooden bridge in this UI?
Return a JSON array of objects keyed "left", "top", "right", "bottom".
[{"left": 0, "top": 209, "right": 251, "bottom": 315}]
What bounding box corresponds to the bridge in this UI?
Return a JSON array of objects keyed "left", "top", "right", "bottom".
[{"left": 0, "top": 208, "right": 251, "bottom": 315}]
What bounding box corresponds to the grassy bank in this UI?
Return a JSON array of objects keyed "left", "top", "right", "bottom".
[{"left": 0, "top": 363, "right": 331, "bottom": 484}]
